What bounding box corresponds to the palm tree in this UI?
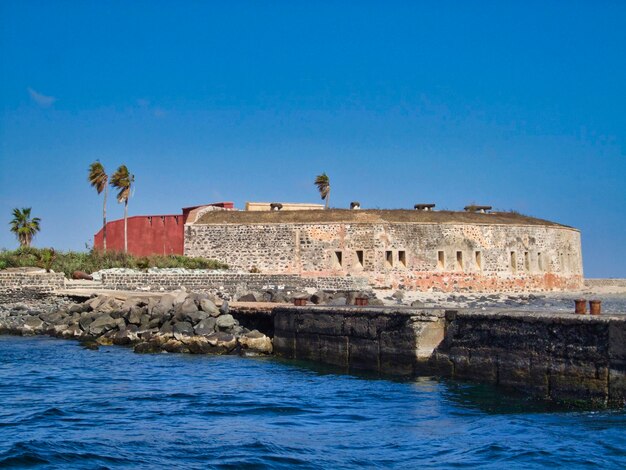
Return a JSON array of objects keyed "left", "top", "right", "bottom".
[
  {"left": 88, "top": 160, "right": 109, "bottom": 251},
  {"left": 314, "top": 172, "right": 331, "bottom": 209},
  {"left": 10, "top": 207, "right": 41, "bottom": 247},
  {"left": 110, "top": 165, "right": 134, "bottom": 253}
]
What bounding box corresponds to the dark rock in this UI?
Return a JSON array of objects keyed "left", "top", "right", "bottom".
[
  {"left": 327, "top": 297, "right": 347, "bottom": 306},
  {"left": 89, "top": 314, "right": 118, "bottom": 336},
  {"left": 310, "top": 291, "right": 327, "bottom": 305},
  {"left": 134, "top": 342, "right": 161, "bottom": 354},
  {"left": 175, "top": 298, "right": 198, "bottom": 319},
  {"left": 194, "top": 318, "right": 217, "bottom": 335},
  {"left": 216, "top": 314, "right": 236, "bottom": 331},
  {"left": 199, "top": 298, "right": 220, "bottom": 316},
  {"left": 185, "top": 310, "right": 209, "bottom": 324},
  {"left": 237, "top": 293, "right": 258, "bottom": 302},
  {"left": 173, "top": 321, "right": 194, "bottom": 336},
  {"left": 219, "top": 300, "right": 229, "bottom": 315}
]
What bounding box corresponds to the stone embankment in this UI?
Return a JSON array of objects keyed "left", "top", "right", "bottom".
[
  {"left": 274, "top": 306, "right": 626, "bottom": 408},
  {"left": 0, "top": 291, "right": 272, "bottom": 356}
]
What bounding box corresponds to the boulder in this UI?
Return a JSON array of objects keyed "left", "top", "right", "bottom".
[
  {"left": 185, "top": 310, "right": 209, "bottom": 324},
  {"left": 172, "top": 291, "right": 188, "bottom": 307},
  {"left": 194, "top": 318, "right": 216, "bottom": 336},
  {"left": 89, "top": 314, "right": 118, "bottom": 336},
  {"left": 128, "top": 306, "right": 145, "bottom": 325},
  {"left": 327, "top": 297, "right": 347, "bottom": 306},
  {"left": 239, "top": 330, "right": 273, "bottom": 355},
  {"left": 206, "top": 332, "right": 237, "bottom": 352},
  {"left": 134, "top": 342, "right": 161, "bottom": 354},
  {"left": 152, "top": 294, "right": 175, "bottom": 316},
  {"left": 175, "top": 298, "right": 198, "bottom": 319},
  {"left": 39, "top": 311, "right": 66, "bottom": 325},
  {"left": 185, "top": 336, "right": 213, "bottom": 354},
  {"left": 219, "top": 300, "right": 230, "bottom": 315},
  {"left": 173, "top": 321, "right": 194, "bottom": 337},
  {"left": 237, "top": 293, "right": 258, "bottom": 302},
  {"left": 216, "top": 314, "right": 236, "bottom": 331},
  {"left": 199, "top": 298, "right": 220, "bottom": 317},
  {"left": 23, "top": 316, "right": 44, "bottom": 331},
  {"left": 310, "top": 291, "right": 328, "bottom": 305}
]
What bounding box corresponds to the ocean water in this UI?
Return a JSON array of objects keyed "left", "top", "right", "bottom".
[{"left": 0, "top": 337, "right": 624, "bottom": 469}]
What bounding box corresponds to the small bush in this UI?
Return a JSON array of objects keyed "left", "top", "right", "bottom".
[{"left": 0, "top": 248, "right": 227, "bottom": 277}]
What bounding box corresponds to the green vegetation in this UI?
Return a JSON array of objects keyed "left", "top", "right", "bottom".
[
  {"left": 110, "top": 164, "right": 134, "bottom": 253},
  {"left": 314, "top": 172, "right": 331, "bottom": 209},
  {"left": 9, "top": 207, "right": 41, "bottom": 248},
  {"left": 0, "top": 247, "right": 227, "bottom": 277},
  {"left": 88, "top": 160, "right": 109, "bottom": 251}
]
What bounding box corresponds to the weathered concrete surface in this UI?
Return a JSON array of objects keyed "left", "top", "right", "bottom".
[
  {"left": 432, "top": 310, "right": 626, "bottom": 407},
  {"left": 273, "top": 306, "right": 446, "bottom": 375},
  {"left": 274, "top": 306, "right": 626, "bottom": 407}
]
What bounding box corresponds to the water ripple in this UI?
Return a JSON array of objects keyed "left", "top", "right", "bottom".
[{"left": 0, "top": 336, "right": 624, "bottom": 469}]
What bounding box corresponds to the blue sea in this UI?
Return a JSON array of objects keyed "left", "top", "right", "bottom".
[{"left": 0, "top": 336, "right": 624, "bottom": 469}]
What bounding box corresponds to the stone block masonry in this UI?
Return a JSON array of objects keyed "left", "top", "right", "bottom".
[
  {"left": 0, "top": 272, "right": 65, "bottom": 303},
  {"left": 185, "top": 219, "right": 583, "bottom": 292},
  {"left": 431, "top": 310, "right": 626, "bottom": 407},
  {"left": 273, "top": 306, "right": 626, "bottom": 407},
  {"left": 99, "top": 272, "right": 368, "bottom": 296},
  {"left": 273, "top": 306, "right": 446, "bottom": 375}
]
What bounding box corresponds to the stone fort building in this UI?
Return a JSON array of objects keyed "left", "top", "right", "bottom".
[
  {"left": 182, "top": 205, "right": 583, "bottom": 292},
  {"left": 95, "top": 202, "right": 583, "bottom": 292}
]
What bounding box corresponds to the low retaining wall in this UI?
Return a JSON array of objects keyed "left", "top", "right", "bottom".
[
  {"left": 432, "top": 310, "right": 626, "bottom": 407},
  {"left": 99, "top": 273, "right": 369, "bottom": 296},
  {"left": 273, "top": 306, "right": 626, "bottom": 407},
  {"left": 0, "top": 272, "right": 66, "bottom": 303},
  {"left": 585, "top": 278, "right": 626, "bottom": 288},
  {"left": 273, "top": 306, "right": 446, "bottom": 375}
]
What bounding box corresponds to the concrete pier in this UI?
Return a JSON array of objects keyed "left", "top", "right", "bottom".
[{"left": 274, "top": 306, "right": 626, "bottom": 407}]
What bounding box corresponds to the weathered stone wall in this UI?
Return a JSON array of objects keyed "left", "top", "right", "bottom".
[
  {"left": 185, "top": 222, "right": 583, "bottom": 292},
  {"left": 0, "top": 272, "right": 66, "bottom": 303},
  {"left": 99, "top": 272, "right": 368, "bottom": 296},
  {"left": 273, "top": 306, "right": 625, "bottom": 407},
  {"left": 273, "top": 306, "right": 446, "bottom": 375},
  {"left": 432, "top": 310, "right": 626, "bottom": 407},
  {"left": 585, "top": 278, "right": 626, "bottom": 288}
]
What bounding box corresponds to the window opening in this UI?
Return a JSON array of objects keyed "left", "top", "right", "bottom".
[
  {"left": 385, "top": 251, "right": 393, "bottom": 268},
  {"left": 398, "top": 250, "right": 406, "bottom": 267},
  {"left": 356, "top": 250, "right": 364, "bottom": 267}
]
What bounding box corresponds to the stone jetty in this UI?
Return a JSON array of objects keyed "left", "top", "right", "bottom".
[{"left": 0, "top": 291, "right": 273, "bottom": 356}]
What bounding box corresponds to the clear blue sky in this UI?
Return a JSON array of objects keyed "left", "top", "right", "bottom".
[{"left": 1, "top": 1, "right": 625, "bottom": 277}]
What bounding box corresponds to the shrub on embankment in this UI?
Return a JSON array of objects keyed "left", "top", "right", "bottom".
[{"left": 0, "top": 247, "right": 227, "bottom": 277}]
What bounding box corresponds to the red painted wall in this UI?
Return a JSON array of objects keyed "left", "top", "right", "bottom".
[
  {"left": 94, "top": 215, "right": 184, "bottom": 256},
  {"left": 93, "top": 202, "right": 234, "bottom": 256}
]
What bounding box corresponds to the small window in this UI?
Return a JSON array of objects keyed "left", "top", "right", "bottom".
[
  {"left": 437, "top": 251, "right": 445, "bottom": 270},
  {"left": 356, "top": 250, "right": 364, "bottom": 267},
  {"left": 456, "top": 251, "right": 463, "bottom": 271},
  {"left": 385, "top": 250, "right": 393, "bottom": 268},
  {"left": 538, "top": 252, "right": 544, "bottom": 271},
  {"left": 334, "top": 251, "right": 343, "bottom": 267},
  {"left": 524, "top": 252, "right": 530, "bottom": 271},
  {"left": 474, "top": 251, "right": 482, "bottom": 269},
  {"left": 398, "top": 250, "right": 406, "bottom": 267},
  {"left": 510, "top": 251, "right": 517, "bottom": 273}
]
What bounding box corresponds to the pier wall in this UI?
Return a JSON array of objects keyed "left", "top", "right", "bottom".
[
  {"left": 273, "top": 306, "right": 446, "bottom": 375},
  {"left": 432, "top": 310, "right": 626, "bottom": 407},
  {"left": 273, "top": 306, "right": 626, "bottom": 407}
]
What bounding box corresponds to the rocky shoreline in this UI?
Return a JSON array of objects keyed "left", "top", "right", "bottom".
[{"left": 0, "top": 291, "right": 272, "bottom": 356}]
